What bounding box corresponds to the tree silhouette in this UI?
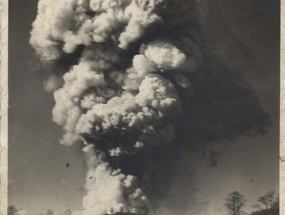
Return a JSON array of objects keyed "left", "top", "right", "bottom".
[
  {"left": 61, "top": 209, "right": 72, "bottom": 215},
  {"left": 271, "top": 194, "right": 279, "bottom": 209},
  {"left": 8, "top": 205, "right": 17, "bottom": 215},
  {"left": 258, "top": 191, "right": 276, "bottom": 209},
  {"left": 251, "top": 191, "right": 279, "bottom": 215},
  {"left": 225, "top": 191, "right": 246, "bottom": 215},
  {"left": 252, "top": 203, "right": 262, "bottom": 211},
  {"left": 45, "top": 209, "right": 54, "bottom": 215}
]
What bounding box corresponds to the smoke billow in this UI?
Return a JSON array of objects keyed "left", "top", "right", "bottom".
[
  {"left": 72, "top": 144, "right": 152, "bottom": 215},
  {"left": 30, "top": 0, "right": 269, "bottom": 214}
]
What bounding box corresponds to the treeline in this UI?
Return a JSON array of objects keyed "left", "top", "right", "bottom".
[
  {"left": 225, "top": 190, "right": 279, "bottom": 215},
  {"left": 8, "top": 206, "right": 72, "bottom": 215},
  {"left": 9, "top": 190, "right": 279, "bottom": 215}
]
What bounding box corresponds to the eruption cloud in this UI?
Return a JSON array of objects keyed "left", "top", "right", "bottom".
[
  {"left": 30, "top": 0, "right": 269, "bottom": 214},
  {"left": 73, "top": 144, "right": 153, "bottom": 215}
]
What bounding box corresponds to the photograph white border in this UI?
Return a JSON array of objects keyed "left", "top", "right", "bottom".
[{"left": 0, "top": 0, "right": 8, "bottom": 214}]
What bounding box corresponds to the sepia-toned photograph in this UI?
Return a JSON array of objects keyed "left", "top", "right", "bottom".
[{"left": 3, "top": 0, "right": 280, "bottom": 215}]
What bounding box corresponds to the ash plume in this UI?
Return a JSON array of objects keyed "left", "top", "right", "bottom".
[
  {"left": 73, "top": 145, "right": 152, "bottom": 215},
  {"left": 30, "top": 0, "right": 269, "bottom": 214}
]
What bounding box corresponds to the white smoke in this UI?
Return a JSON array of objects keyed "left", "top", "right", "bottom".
[
  {"left": 30, "top": 0, "right": 205, "bottom": 214},
  {"left": 30, "top": 0, "right": 166, "bottom": 61},
  {"left": 52, "top": 42, "right": 184, "bottom": 151},
  {"left": 142, "top": 41, "right": 186, "bottom": 71},
  {"left": 72, "top": 145, "right": 153, "bottom": 215},
  {"left": 43, "top": 75, "right": 63, "bottom": 93}
]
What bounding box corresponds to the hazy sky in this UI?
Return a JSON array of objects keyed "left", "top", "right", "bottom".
[{"left": 8, "top": 0, "right": 279, "bottom": 215}]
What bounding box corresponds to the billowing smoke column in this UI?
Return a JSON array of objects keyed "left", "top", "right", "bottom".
[
  {"left": 30, "top": 0, "right": 203, "bottom": 214},
  {"left": 30, "top": 0, "right": 268, "bottom": 214},
  {"left": 75, "top": 144, "right": 153, "bottom": 215}
]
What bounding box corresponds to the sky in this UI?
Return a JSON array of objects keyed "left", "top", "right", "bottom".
[{"left": 8, "top": 0, "right": 279, "bottom": 215}]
